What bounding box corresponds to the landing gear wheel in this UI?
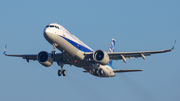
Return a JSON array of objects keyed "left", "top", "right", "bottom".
[
  {"left": 95, "top": 69, "right": 99, "bottom": 75},
  {"left": 52, "top": 51, "right": 56, "bottom": 55},
  {"left": 99, "top": 69, "right": 103, "bottom": 75},
  {"left": 62, "top": 70, "right": 66, "bottom": 76},
  {"left": 58, "top": 70, "right": 61, "bottom": 76}
]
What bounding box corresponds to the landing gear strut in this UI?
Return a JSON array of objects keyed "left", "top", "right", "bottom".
[
  {"left": 57, "top": 60, "right": 66, "bottom": 76},
  {"left": 52, "top": 43, "right": 58, "bottom": 55}
]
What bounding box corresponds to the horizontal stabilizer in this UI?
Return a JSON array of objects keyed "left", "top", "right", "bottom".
[
  {"left": 113, "top": 69, "right": 142, "bottom": 73},
  {"left": 83, "top": 69, "right": 143, "bottom": 73}
]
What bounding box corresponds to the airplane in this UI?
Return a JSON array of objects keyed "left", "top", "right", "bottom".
[{"left": 3, "top": 23, "right": 176, "bottom": 77}]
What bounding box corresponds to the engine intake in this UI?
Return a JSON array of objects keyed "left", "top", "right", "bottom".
[
  {"left": 37, "top": 51, "right": 53, "bottom": 67},
  {"left": 93, "top": 50, "right": 110, "bottom": 65}
]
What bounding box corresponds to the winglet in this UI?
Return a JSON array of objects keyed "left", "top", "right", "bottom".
[
  {"left": 172, "top": 40, "right": 176, "bottom": 50},
  {"left": 3, "top": 45, "right": 7, "bottom": 55}
]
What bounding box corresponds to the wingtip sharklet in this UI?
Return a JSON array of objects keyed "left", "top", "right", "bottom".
[
  {"left": 3, "top": 45, "right": 7, "bottom": 55},
  {"left": 172, "top": 40, "right": 176, "bottom": 50}
]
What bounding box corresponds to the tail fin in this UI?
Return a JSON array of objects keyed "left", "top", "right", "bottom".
[{"left": 107, "top": 39, "right": 116, "bottom": 66}]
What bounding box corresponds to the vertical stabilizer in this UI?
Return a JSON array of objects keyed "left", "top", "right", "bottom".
[{"left": 107, "top": 39, "right": 116, "bottom": 66}]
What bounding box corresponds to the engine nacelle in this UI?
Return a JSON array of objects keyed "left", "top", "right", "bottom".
[
  {"left": 93, "top": 50, "right": 110, "bottom": 65},
  {"left": 37, "top": 51, "right": 53, "bottom": 67}
]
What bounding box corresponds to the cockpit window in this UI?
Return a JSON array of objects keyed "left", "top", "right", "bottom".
[
  {"left": 55, "top": 26, "right": 59, "bottom": 29},
  {"left": 50, "top": 25, "right": 54, "bottom": 27},
  {"left": 45, "top": 25, "right": 60, "bottom": 29}
]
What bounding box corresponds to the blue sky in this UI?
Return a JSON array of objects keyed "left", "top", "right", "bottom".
[{"left": 0, "top": 0, "right": 179, "bottom": 101}]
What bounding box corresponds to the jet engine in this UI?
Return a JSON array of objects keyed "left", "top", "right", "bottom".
[
  {"left": 37, "top": 51, "right": 53, "bottom": 67},
  {"left": 93, "top": 50, "right": 110, "bottom": 65}
]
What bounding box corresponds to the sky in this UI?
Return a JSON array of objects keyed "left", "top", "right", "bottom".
[{"left": 0, "top": 0, "right": 180, "bottom": 101}]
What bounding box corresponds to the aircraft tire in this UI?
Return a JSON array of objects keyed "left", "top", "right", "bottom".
[
  {"left": 62, "top": 70, "right": 66, "bottom": 76},
  {"left": 99, "top": 69, "right": 103, "bottom": 75},
  {"left": 95, "top": 69, "right": 99, "bottom": 75},
  {"left": 58, "top": 70, "right": 61, "bottom": 76}
]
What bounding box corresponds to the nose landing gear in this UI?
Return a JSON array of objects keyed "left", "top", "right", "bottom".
[{"left": 52, "top": 43, "right": 58, "bottom": 55}]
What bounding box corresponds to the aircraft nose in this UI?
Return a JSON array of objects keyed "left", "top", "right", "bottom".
[{"left": 44, "top": 28, "right": 53, "bottom": 40}]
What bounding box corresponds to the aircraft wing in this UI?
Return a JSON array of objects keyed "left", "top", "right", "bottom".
[
  {"left": 3, "top": 46, "right": 70, "bottom": 64},
  {"left": 4, "top": 54, "right": 37, "bottom": 62},
  {"left": 84, "top": 41, "right": 175, "bottom": 63},
  {"left": 107, "top": 47, "right": 173, "bottom": 62},
  {"left": 4, "top": 53, "right": 67, "bottom": 62}
]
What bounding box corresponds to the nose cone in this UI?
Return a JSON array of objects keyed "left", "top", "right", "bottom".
[
  {"left": 44, "top": 28, "right": 51, "bottom": 37},
  {"left": 43, "top": 28, "right": 54, "bottom": 43}
]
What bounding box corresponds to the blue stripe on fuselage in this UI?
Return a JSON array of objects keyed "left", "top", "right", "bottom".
[{"left": 59, "top": 35, "right": 93, "bottom": 52}]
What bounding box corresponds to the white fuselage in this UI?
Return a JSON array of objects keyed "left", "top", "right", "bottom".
[{"left": 44, "top": 23, "right": 115, "bottom": 77}]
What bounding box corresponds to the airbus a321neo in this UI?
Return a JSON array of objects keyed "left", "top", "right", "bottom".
[{"left": 3, "top": 23, "right": 175, "bottom": 77}]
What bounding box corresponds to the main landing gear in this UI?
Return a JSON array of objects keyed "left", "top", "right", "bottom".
[
  {"left": 58, "top": 65, "right": 66, "bottom": 76},
  {"left": 52, "top": 43, "right": 67, "bottom": 77},
  {"left": 95, "top": 69, "right": 103, "bottom": 75},
  {"left": 57, "top": 56, "right": 67, "bottom": 77}
]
